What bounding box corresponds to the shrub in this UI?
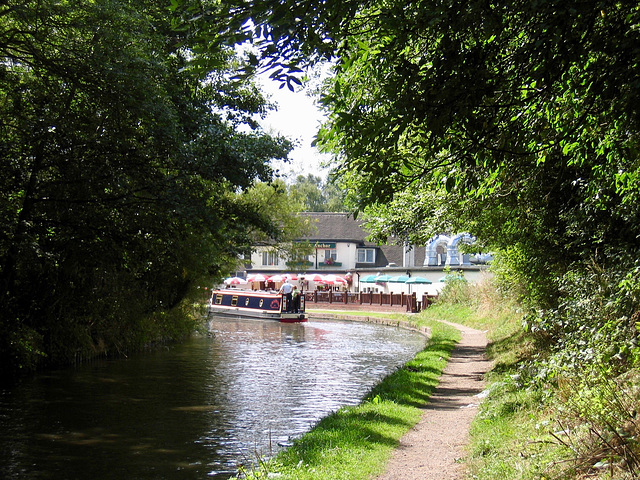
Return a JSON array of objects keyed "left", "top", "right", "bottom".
[
  {"left": 436, "top": 269, "right": 470, "bottom": 305},
  {"left": 549, "top": 369, "right": 640, "bottom": 478}
]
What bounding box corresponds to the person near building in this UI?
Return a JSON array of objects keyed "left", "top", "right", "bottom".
[
  {"left": 278, "top": 280, "right": 294, "bottom": 312},
  {"left": 291, "top": 286, "right": 301, "bottom": 313}
]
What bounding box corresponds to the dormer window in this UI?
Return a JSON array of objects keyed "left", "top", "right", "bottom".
[{"left": 357, "top": 248, "right": 376, "bottom": 263}]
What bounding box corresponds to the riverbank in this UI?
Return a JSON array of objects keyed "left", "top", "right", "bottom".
[
  {"left": 307, "top": 310, "right": 431, "bottom": 338},
  {"left": 233, "top": 315, "right": 467, "bottom": 480}
]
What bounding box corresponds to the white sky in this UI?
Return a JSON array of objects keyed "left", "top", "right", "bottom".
[{"left": 257, "top": 72, "right": 332, "bottom": 181}]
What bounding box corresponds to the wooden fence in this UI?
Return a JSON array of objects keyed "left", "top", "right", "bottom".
[{"left": 303, "top": 290, "right": 436, "bottom": 313}]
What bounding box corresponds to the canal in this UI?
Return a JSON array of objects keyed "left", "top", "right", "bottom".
[{"left": 0, "top": 316, "right": 426, "bottom": 479}]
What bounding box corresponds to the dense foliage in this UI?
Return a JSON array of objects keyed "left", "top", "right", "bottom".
[
  {"left": 197, "top": 0, "right": 640, "bottom": 301},
  {"left": 0, "top": 0, "right": 293, "bottom": 377},
  {"left": 318, "top": 1, "right": 640, "bottom": 306}
]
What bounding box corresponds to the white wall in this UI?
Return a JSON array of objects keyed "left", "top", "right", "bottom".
[{"left": 250, "top": 242, "right": 357, "bottom": 272}]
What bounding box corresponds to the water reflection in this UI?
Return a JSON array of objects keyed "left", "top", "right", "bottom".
[{"left": 0, "top": 317, "right": 425, "bottom": 479}]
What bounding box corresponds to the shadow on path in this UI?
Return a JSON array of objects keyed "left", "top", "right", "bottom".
[{"left": 375, "top": 321, "right": 491, "bottom": 480}]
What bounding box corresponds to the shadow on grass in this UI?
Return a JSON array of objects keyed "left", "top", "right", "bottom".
[
  {"left": 290, "top": 410, "right": 413, "bottom": 457},
  {"left": 487, "top": 328, "right": 534, "bottom": 374}
]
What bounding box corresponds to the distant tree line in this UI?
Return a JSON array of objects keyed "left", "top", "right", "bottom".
[{"left": 289, "top": 174, "right": 345, "bottom": 212}]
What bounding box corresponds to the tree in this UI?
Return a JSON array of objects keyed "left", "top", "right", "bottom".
[
  {"left": 313, "top": 0, "right": 640, "bottom": 309},
  {"left": 242, "top": 180, "right": 316, "bottom": 268},
  {"left": 179, "top": 0, "right": 640, "bottom": 375},
  {"left": 0, "top": 0, "right": 292, "bottom": 376},
  {"left": 288, "top": 174, "right": 345, "bottom": 212},
  {"left": 176, "top": 3, "right": 640, "bottom": 468}
]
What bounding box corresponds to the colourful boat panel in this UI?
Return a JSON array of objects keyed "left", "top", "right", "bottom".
[
  {"left": 209, "top": 289, "right": 307, "bottom": 322},
  {"left": 213, "top": 292, "right": 282, "bottom": 312}
]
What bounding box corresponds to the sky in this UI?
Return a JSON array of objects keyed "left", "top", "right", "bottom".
[{"left": 257, "top": 71, "right": 332, "bottom": 181}]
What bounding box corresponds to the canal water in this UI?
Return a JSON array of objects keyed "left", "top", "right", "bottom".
[{"left": 0, "top": 317, "right": 426, "bottom": 480}]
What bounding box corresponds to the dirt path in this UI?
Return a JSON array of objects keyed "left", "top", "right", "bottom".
[{"left": 375, "top": 321, "right": 491, "bottom": 480}]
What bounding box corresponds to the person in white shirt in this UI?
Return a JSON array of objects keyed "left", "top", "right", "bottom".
[{"left": 278, "top": 280, "right": 294, "bottom": 312}]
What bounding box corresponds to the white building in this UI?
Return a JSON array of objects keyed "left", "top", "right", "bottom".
[{"left": 248, "top": 212, "right": 489, "bottom": 296}]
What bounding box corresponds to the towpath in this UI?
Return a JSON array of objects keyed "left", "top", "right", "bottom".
[{"left": 374, "top": 321, "right": 491, "bottom": 480}]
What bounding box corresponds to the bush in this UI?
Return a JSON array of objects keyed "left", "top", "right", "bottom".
[
  {"left": 524, "top": 261, "right": 640, "bottom": 384},
  {"left": 549, "top": 369, "right": 640, "bottom": 478},
  {"left": 436, "top": 269, "right": 470, "bottom": 305},
  {"left": 468, "top": 258, "right": 640, "bottom": 480}
]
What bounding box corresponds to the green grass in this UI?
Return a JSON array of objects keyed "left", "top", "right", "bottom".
[
  {"left": 301, "top": 285, "right": 640, "bottom": 480},
  {"left": 239, "top": 289, "right": 581, "bottom": 480},
  {"left": 302, "top": 294, "right": 552, "bottom": 480},
  {"left": 234, "top": 316, "right": 460, "bottom": 480}
]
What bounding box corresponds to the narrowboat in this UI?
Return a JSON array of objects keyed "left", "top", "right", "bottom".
[{"left": 208, "top": 289, "right": 308, "bottom": 323}]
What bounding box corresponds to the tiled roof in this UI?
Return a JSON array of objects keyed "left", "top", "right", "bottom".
[
  {"left": 297, "top": 212, "right": 426, "bottom": 267},
  {"left": 298, "top": 212, "right": 376, "bottom": 245}
]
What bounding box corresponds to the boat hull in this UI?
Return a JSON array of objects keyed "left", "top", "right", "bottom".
[{"left": 208, "top": 290, "right": 307, "bottom": 322}]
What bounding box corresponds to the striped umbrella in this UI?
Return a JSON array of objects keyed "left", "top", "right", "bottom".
[
  {"left": 406, "top": 276, "right": 432, "bottom": 284},
  {"left": 224, "top": 276, "right": 248, "bottom": 285},
  {"left": 374, "top": 274, "right": 392, "bottom": 282},
  {"left": 246, "top": 273, "right": 267, "bottom": 282},
  {"left": 302, "top": 273, "right": 325, "bottom": 282},
  {"left": 360, "top": 275, "right": 378, "bottom": 283},
  {"left": 323, "top": 274, "right": 348, "bottom": 285},
  {"left": 389, "top": 275, "right": 410, "bottom": 283}
]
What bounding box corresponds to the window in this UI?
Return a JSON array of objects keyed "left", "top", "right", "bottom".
[
  {"left": 324, "top": 249, "right": 337, "bottom": 262},
  {"left": 261, "top": 251, "right": 279, "bottom": 266},
  {"left": 357, "top": 248, "right": 376, "bottom": 263}
]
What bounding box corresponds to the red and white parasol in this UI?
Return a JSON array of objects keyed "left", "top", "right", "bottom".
[
  {"left": 323, "top": 274, "right": 348, "bottom": 285},
  {"left": 223, "top": 276, "right": 248, "bottom": 285},
  {"left": 268, "top": 274, "right": 286, "bottom": 283},
  {"left": 246, "top": 273, "right": 267, "bottom": 283},
  {"left": 302, "top": 273, "right": 325, "bottom": 282}
]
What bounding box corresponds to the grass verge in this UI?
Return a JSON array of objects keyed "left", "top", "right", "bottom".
[
  {"left": 430, "top": 281, "right": 613, "bottom": 480},
  {"left": 421, "top": 287, "right": 554, "bottom": 480},
  {"left": 300, "top": 279, "right": 640, "bottom": 480},
  {"left": 233, "top": 315, "right": 460, "bottom": 480}
]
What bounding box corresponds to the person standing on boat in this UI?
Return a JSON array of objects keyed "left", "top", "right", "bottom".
[
  {"left": 278, "top": 280, "right": 294, "bottom": 312},
  {"left": 291, "top": 286, "right": 301, "bottom": 313}
]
